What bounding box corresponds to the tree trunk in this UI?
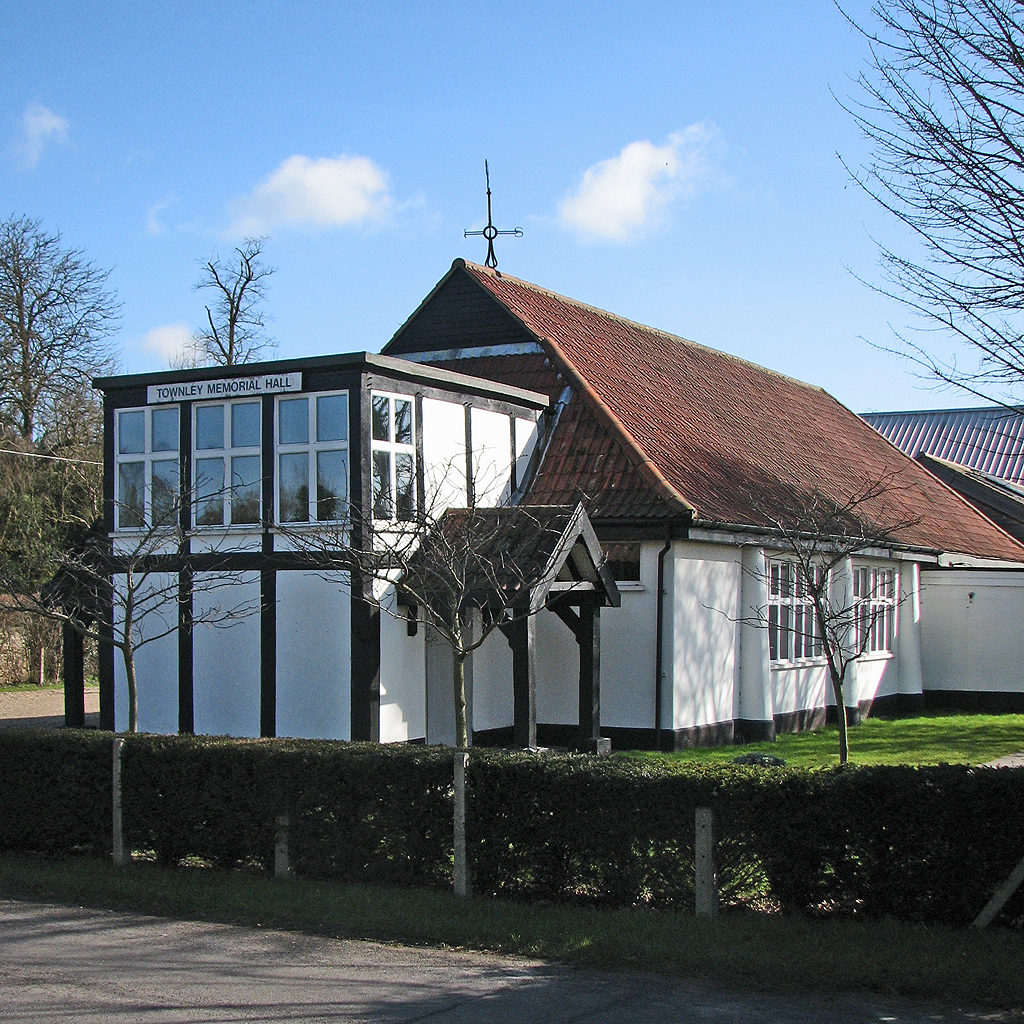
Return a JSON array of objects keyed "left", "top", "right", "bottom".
[
  {"left": 831, "top": 672, "right": 849, "bottom": 764},
  {"left": 453, "top": 649, "right": 468, "bottom": 751},
  {"left": 123, "top": 647, "right": 138, "bottom": 734}
]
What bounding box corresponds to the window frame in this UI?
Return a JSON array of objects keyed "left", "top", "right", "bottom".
[
  {"left": 113, "top": 405, "right": 181, "bottom": 532},
  {"left": 853, "top": 565, "right": 898, "bottom": 656},
  {"left": 191, "top": 399, "right": 263, "bottom": 530},
  {"left": 274, "top": 391, "right": 350, "bottom": 526},
  {"left": 370, "top": 391, "right": 417, "bottom": 524},
  {"left": 768, "top": 559, "right": 826, "bottom": 664}
]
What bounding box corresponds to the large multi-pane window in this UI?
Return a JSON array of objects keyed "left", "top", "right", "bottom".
[
  {"left": 768, "top": 560, "right": 824, "bottom": 662},
  {"left": 854, "top": 566, "right": 897, "bottom": 654},
  {"left": 371, "top": 392, "right": 416, "bottom": 522},
  {"left": 115, "top": 406, "right": 180, "bottom": 529},
  {"left": 193, "top": 401, "right": 262, "bottom": 527},
  {"left": 276, "top": 392, "right": 349, "bottom": 523}
]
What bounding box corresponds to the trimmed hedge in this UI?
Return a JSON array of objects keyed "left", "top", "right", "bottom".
[
  {"left": 0, "top": 729, "right": 112, "bottom": 856},
  {"left": 1, "top": 730, "right": 1023, "bottom": 927}
]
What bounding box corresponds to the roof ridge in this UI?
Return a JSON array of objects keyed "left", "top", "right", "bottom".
[
  {"left": 460, "top": 259, "right": 831, "bottom": 397},
  {"left": 862, "top": 405, "right": 1024, "bottom": 418}
]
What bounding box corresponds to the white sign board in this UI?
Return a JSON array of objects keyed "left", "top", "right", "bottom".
[{"left": 147, "top": 372, "right": 302, "bottom": 404}]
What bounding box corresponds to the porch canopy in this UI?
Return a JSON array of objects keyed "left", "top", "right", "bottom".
[{"left": 397, "top": 503, "right": 620, "bottom": 753}]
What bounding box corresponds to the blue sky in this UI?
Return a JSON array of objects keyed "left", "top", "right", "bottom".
[{"left": 1, "top": 1, "right": 964, "bottom": 413}]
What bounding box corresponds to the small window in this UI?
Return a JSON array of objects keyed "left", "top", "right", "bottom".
[
  {"left": 603, "top": 543, "right": 641, "bottom": 582},
  {"left": 114, "top": 406, "right": 180, "bottom": 529},
  {"left": 370, "top": 392, "right": 416, "bottom": 523},
  {"left": 854, "top": 566, "right": 897, "bottom": 654},
  {"left": 768, "top": 560, "right": 824, "bottom": 663},
  {"left": 192, "top": 401, "right": 262, "bottom": 528},
  {"left": 276, "top": 392, "right": 349, "bottom": 524}
]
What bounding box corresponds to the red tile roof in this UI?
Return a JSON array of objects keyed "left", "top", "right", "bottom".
[{"left": 452, "top": 261, "right": 1024, "bottom": 561}]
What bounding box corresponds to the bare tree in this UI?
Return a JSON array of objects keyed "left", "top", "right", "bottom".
[
  {"left": 1, "top": 490, "right": 259, "bottom": 733},
  {"left": 0, "top": 215, "right": 119, "bottom": 441},
  {"left": 193, "top": 237, "right": 275, "bottom": 366},
  {"left": 749, "top": 479, "right": 919, "bottom": 763},
  {"left": 841, "top": 1, "right": 1024, "bottom": 404}
]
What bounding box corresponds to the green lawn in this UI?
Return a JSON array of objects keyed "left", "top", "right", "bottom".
[
  {"left": 618, "top": 712, "right": 1024, "bottom": 768},
  {"left": 1, "top": 853, "right": 1022, "bottom": 1011}
]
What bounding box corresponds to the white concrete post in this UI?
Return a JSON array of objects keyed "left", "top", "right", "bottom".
[
  {"left": 453, "top": 751, "right": 471, "bottom": 898},
  {"left": 112, "top": 737, "right": 127, "bottom": 867},
  {"left": 275, "top": 814, "right": 292, "bottom": 878},
  {"left": 695, "top": 806, "right": 717, "bottom": 920}
]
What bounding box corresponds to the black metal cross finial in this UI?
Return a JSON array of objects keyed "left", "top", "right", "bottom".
[{"left": 464, "top": 160, "right": 522, "bottom": 270}]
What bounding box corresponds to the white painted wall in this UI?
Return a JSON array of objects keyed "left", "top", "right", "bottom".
[
  {"left": 737, "top": 546, "right": 772, "bottom": 723},
  {"left": 192, "top": 571, "right": 261, "bottom": 737},
  {"left": 771, "top": 663, "right": 829, "bottom": 716},
  {"left": 920, "top": 568, "right": 1024, "bottom": 692},
  {"left": 113, "top": 572, "right": 179, "bottom": 734},
  {"left": 189, "top": 530, "right": 263, "bottom": 554},
  {"left": 896, "top": 562, "right": 924, "bottom": 698},
  {"left": 379, "top": 587, "right": 426, "bottom": 743},
  {"left": 667, "top": 542, "right": 741, "bottom": 730},
  {"left": 535, "top": 608, "right": 580, "bottom": 724},
  {"left": 276, "top": 570, "right": 351, "bottom": 740},
  {"left": 470, "top": 407, "right": 512, "bottom": 507},
  {"left": 471, "top": 626, "right": 513, "bottom": 732},
  {"left": 425, "top": 626, "right": 457, "bottom": 745},
  {"left": 421, "top": 397, "right": 467, "bottom": 513},
  {"left": 600, "top": 543, "right": 659, "bottom": 729}
]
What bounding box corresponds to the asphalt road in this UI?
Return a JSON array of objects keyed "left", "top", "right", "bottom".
[{"left": 0, "top": 900, "right": 1011, "bottom": 1024}]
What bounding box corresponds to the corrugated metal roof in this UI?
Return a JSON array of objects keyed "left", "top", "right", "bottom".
[{"left": 862, "top": 408, "right": 1024, "bottom": 485}]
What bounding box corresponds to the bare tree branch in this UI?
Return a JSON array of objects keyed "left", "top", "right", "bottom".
[{"left": 193, "top": 237, "right": 276, "bottom": 366}]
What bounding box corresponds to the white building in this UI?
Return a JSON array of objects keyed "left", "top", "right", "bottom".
[{"left": 74, "top": 261, "right": 1024, "bottom": 746}]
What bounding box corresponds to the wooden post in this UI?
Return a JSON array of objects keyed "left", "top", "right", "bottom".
[
  {"left": 275, "top": 814, "right": 292, "bottom": 878},
  {"left": 695, "top": 806, "right": 717, "bottom": 921},
  {"left": 453, "top": 750, "right": 471, "bottom": 898},
  {"left": 501, "top": 616, "right": 537, "bottom": 749},
  {"left": 62, "top": 623, "right": 85, "bottom": 729},
  {"left": 973, "top": 853, "right": 1024, "bottom": 928},
  {"left": 112, "top": 737, "right": 127, "bottom": 867},
  {"left": 577, "top": 599, "right": 609, "bottom": 756}
]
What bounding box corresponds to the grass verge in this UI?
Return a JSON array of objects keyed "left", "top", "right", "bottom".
[
  {"left": 1, "top": 852, "right": 1021, "bottom": 1011},
  {"left": 621, "top": 712, "right": 1024, "bottom": 768}
]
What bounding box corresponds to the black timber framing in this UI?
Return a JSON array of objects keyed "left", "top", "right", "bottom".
[
  {"left": 499, "top": 615, "right": 537, "bottom": 749},
  {"left": 260, "top": 567, "right": 277, "bottom": 737},
  {"left": 350, "top": 379, "right": 380, "bottom": 742},
  {"left": 178, "top": 567, "right": 194, "bottom": 733},
  {"left": 62, "top": 624, "right": 85, "bottom": 728},
  {"left": 550, "top": 594, "right": 609, "bottom": 755}
]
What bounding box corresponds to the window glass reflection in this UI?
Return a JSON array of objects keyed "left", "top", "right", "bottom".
[
  {"left": 279, "top": 398, "right": 308, "bottom": 445},
  {"left": 118, "top": 411, "right": 145, "bottom": 455},
  {"left": 151, "top": 408, "right": 179, "bottom": 453},
  {"left": 195, "top": 406, "right": 224, "bottom": 450},
  {"left": 232, "top": 402, "right": 260, "bottom": 449},
  {"left": 317, "top": 394, "right": 348, "bottom": 442},
  {"left": 279, "top": 452, "right": 309, "bottom": 522}
]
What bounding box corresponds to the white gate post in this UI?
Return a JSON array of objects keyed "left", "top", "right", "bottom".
[
  {"left": 112, "top": 737, "right": 127, "bottom": 867},
  {"left": 453, "top": 751, "right": 471, "bottom": 898},
  {"left": 695, "top": 806, "right": 717, "bottom": 920}
]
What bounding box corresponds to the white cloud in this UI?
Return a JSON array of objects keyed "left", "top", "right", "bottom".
[
  {"left": 228, "top": 154, "right": 391, "bottom": 235},
  {"left": 141, "top": 322, "right": 194, "bottom": 363},
  {"left": 559, "top": 124, "right": 721, "bottom": 241},
  {"left": 16, "top": 101, "right": 72, "bottom": 169},
  {"left": 146, "top": 197, "right": 178, "bottom": 236}
]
